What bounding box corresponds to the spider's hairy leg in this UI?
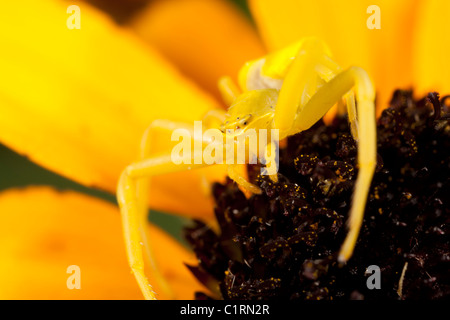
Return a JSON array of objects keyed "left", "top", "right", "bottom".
[
  {"left": 273, "top": 38, "right": 331, "bottom": 131},
  {"left": 291, "top": 66, "right": 376, "bottom": 263},
  {"left": 117, "top": 169, "right": 157, "bottom": 300},
  {"left": 200, "top": 110, "right": 227, "bottom": 196},
  {"left": 120, "top": 119, "right": 209, "bottom": 299},
  {"left": 317, "top": 56, "right": 359, "bottom": 141},
  {"left": 137, "top": 119, "right": 206, "bottom": 299},
  {"left": 345, "top": 91, "right": 359, "bottom": 141},
  {"left": 218, "top": 76, "right": 241, "bottom": 106},
  {"left": 227, "top": 164, "right": 262, "bottom": 194},
  {"left": 117, "top": 151, "right": 208, "bottom": 300},
  {"left": 261, "top": 136, "right": 279, "bottom": 182}
]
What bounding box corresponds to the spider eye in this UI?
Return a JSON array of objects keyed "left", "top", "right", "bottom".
[{"left": 237, "top": 114, "right": 252, "bottom": 127}]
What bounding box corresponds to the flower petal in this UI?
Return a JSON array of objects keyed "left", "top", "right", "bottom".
[
  {"left": 0, "top": 1, "right": 225, "bottom": 218},
  {"left": 0, "top": 187, "right": 203, "bottom": 299},
  {"left": 130, "top": 0, "right": 266, "bottom": 99},
  {"left": 249, "top": 0, "right": 419, "bottom": 113},
  {"left": 412, "top": 0, "right": 450, "bottom": 97}
]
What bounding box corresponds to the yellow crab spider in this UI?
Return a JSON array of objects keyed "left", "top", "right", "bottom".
[{"left": 116, "top": 37, "right": 376, "bottom": 300}]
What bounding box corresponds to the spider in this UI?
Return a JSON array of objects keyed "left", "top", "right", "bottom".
[{"left": 116, "top": 37, "right": 376, "bottom": 300}]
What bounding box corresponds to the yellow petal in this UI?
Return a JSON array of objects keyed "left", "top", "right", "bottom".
[
  {"left": 412, "top": 0, "right": 450, "bottom": 97},
  {"left": 0, "top": 187, "right": 203, "bottom": 299},
  {"left": 249, "top": 0, "right": 419, "bottom": 113},
  {"left": 130, "top": 0, "right": 266, "bottom": 100},
  {"left": 0, "top": 1, "right": 225, "bottom": 219}
]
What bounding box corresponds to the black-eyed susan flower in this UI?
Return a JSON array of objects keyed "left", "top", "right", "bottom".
[{"left": 0, "top": 0, "right": 448, "bottom": 300}]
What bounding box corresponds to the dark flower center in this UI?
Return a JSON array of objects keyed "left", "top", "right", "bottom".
[{"left": 184, "top": 90, "right": 450, "bottom": 300}]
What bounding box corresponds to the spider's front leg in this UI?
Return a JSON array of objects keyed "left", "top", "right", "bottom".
[
  {"left": 291, "top": 66, "right": 377, "bottom": 263},
  {"left": 117, "top": 120, "right": 212, "bottom": 300},
  {"left": 272, "top": 38, "right": 331, "bottom": 132},
  {"left": 117, "top": 115, "right": 260, "bottom": 299},
  {"left": 257, "top": 38, "right": 359, "bottom": 142},
  {"left": 271, "top": 39, "right": 359, "bottom": 141},
  {"left": 247, "top": 38, "right": 332, "bottom": 182},
  {"left": 318, "top": 56, "right": 359, "bottom": 141},
  {"left": 245, "top": 37, "right": 375, "bottom": 262}
]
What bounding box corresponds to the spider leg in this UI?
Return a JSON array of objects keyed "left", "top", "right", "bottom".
[
  {"left": 199, "top": 110, "right": 227, "bottom": 196},
  {"left": 121, "top": 118, "right": 213, "bottom": 299},
  {"left": 139, "top": 114, "right": 225, "bottom": 222},
  {"left": 136, "top": 119, "right": 205, "bottom": 299},
  {"left": 117, "top": 149, "right": 209, "bottom": 300},
  {"left": 345, "top": 91, "right": 359, "bottom": 141},
  {"left": 291, "top": 66, "right": 376, "bottom": 263},
  {"left": 120, "top": 114, "right": 261, "bottom": 299},
  {"left": 260, "top": 134, "right": 279, "bottom": 182},
  {"left": 316, "top": 56, "right": 359, "bottom": 141},
  {"left": 226, "top": 135, "right": 262, "bottom": 194},
  {"left": 260, "top": 37, "right": 333, "bottom": 81},
  {"left": 227, "top": 164, "right": 262, "bottom": 194},
  {"left": 273, "top": 38, "right": 330, "bottom": 132}
]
